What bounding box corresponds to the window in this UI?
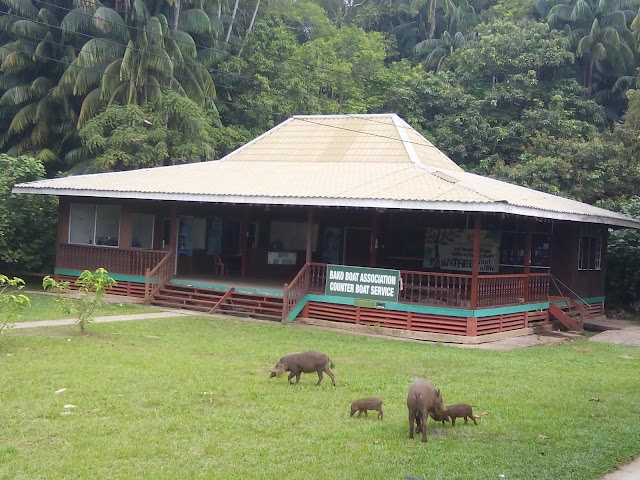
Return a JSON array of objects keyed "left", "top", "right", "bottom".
[
  {"left": 131, "top": 213, "right": 154, "bottom": 249},
  {"left": 578, "top": 235, "right": 601, "bottom": 270},
  {"left": 69, "top": 203, "right": 120, "bottom": 247}
]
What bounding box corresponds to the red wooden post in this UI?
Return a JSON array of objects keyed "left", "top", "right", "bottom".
[
  {"left": 470, "top": 214, "right": 481, "bottom": 309},
  {"left": 56, "top": 198, "right": 71, "bottom": 270},
  {"left": 466, "top": 317, "right": 477, "bottom": 336},
  {"left": 119, "top": 204, "right": 133, "bottom": 250},
  {"left": 524, "top": 218, "right": 532, "bottom": 303},
  {"left": 306, "top": 207, "right": 314, "bottom": 264},
  {"left": 241, "top": 207, "right": 249, "bottom": 277}
]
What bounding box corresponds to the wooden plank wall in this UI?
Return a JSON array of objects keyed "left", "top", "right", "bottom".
[{"left": 303, "top": 301, "right": 535, "bottom": 336}]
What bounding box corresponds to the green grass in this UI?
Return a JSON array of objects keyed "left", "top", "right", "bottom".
[
  {"left": 1, "top": 317, "right": 640, "bottom": 479},
  {"left": 3, "top": 292, "right": 159, "bottom": 322}
]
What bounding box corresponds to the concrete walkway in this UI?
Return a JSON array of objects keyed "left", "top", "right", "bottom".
[
  {"left": 603, "top": 457, "right": 640, "bottom": 480},
  {"left": 11, "top": 310, "right": 190, "bottom": 329}
]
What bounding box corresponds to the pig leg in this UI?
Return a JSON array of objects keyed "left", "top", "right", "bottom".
[
  {"left": 287, "top": 371, "right": 296, "bottom": 384},
  {"left": 357, "top": 410, "right": 363, "bottom": 418},
  {"left": 378, "top": 410, "right": 383, "bottom": 420},
  {"left": 295, "top": 372, "right": 301, "bottom": 384},
  {"left": 451, "top": 417, "right": 456, "bottom": 427},
  {"left": 316, "top": 370, "right": 324, "bottom": 385},
  {"left": 409, "top": 410, "right": 416, "bottom": 439},
  {"left": 364, "top": 410, "right": 368, "bottom": 418},
  {"left": 470, "top": 416, "right": 478, "bottom": 426},
  {"left": 463, "top": 417, "right": 468, "bottom": 425},
  {"left": 323, "top": 365, "right": 336, "bottom": 385}
]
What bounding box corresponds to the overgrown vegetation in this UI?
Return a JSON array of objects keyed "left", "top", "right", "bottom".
[
  {"left": 1, "top": 317, "right": 639, "bottom": 479},
  {"left": 43, "top": 268, "right": 118, "bottom": 331},
  {"left": 0, "top": 274, "right": 29, "bottom": 341}
]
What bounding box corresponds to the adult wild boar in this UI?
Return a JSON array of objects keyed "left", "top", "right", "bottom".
[
  {"left": 270, "top": 351, "right": 335, "bottom": 386},
  {"left": 407, "top": 378, "right": 447, "bottom": 442}
]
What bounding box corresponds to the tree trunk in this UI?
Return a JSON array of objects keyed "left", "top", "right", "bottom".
[
  {"left": 239, "top": 0, "right": 261, "bottom": 56},
  {"left": 428, "top": 0, "right": 438, "bottom": 39},
  {"left": 225, "top": 0, "right": 240, "bottom": 43},
  {"left": 172, "top": 0, "right": 181, "bottom": 32},
  {"left": 584, "top": 54, "right": 594, "bottom": 98}
]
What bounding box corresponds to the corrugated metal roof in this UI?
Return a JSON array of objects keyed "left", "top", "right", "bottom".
[{"left": 12, "top": 113, "right": 640, "bottom": 229}]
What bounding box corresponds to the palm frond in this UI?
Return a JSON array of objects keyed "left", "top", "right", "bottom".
[
  {"left": 0, "top": 85, "right": 32, "bottom": 106},
  {"left": 35, "top": 147, "right": 59, "bottom": 164},
  {"left": 571, "top": 0, "right": 594, "bottom": 23},
  {"left": 37, "top": 8, "right": 60, "bottom": 28},
  {"left": 78, "top": 87, "right": 103, "bottom": 128},
  {"left": 601, "top": 10, "right": 629, "bottom": 30},
  {"left": 107, "top": 82, "right": 129, "bottom": 105},
  {"left": 2, "top": 0, "right": 39, "bottom": 20},
  {"left": 179, "top": 9, "right": 212, "bottom": 34},
  {"left": 612, "top": 74, "right": 636, "bottom": 92},
  {"left": 196, "top": 47, "right": 223, "bottom": 66},
  {"left": 548, "top": 4, "right": 574, "bottom": 29},
  {"left": 77, "top": 38, "right": 124, "bottom": 68},
  {"left": 147, "top": 45, "right": 174, "bottom": 81},
  {"left": 8, "top": 102, "right": 37, "bottom": 135},
  {"left": 61, "top": 7, "right": 98, "bottom": 39},
  {"left": 94, "top": 7, "right": 129, "bottom": 43},
  {"left": 31, "top": 77, "right": 54, "bottom": 97},
  {"left": 120, "top": 40, "right": 138, "bottom": 83},
  {"left": 173, "top": 30, "right": 197, "bottom": 58},
  {"left": 63, "top": 146, "right": 91, "bottom": 167},
  {"left": 132, "top": 0, "right": 150, "bottom": 23},
  {"left": 12, "top": 20, "right": 48, "bottom": 40},
  {"left": 100, "top": 58, "right": 122, "bottom": 103},
  {"left": 165, "top": 36, "right": 185, "bottom": 64},
  {"left": 145, "top": 74, "right": 162, "bottom": 103},
  {"left": 74, "top": 63, "right": 105, "bottom": 95},
  {"left": 146, "top": 17, "right": 164, "bottom": 47}
]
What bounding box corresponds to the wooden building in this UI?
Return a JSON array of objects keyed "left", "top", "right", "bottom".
[{"left": 13, "top": 114, "right": 640, "bottom": 342}]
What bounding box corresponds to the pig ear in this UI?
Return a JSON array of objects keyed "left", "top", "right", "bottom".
[{"left": 437, "top": 389, "right": 441, "bottom": 396}]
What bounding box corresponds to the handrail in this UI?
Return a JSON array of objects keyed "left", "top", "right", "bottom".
[
  {"left": 144, "top": 251, "right": 174, "bottom": 301},
  {"left": 282, "top": 263, "right": 311, "bottom": 320}
]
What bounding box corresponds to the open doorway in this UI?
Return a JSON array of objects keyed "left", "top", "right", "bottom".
[{"left": 343, "top": 227, "right": 372, "bottom": 267}]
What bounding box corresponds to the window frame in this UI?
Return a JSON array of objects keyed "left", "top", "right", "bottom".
[
  {"left": 578, "top": 234, "right": 602, "bottom": 271},
  {"left": 68, "top": 203, "right": 121, "bottom": 248}
]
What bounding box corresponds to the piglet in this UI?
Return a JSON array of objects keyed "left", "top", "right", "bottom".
[
  {"left": 445, "top": 403, "right": 478, "bottom": 426},
  {"left": 270, "top": 351, "right": 335, "bottom": 385},
  {"left": 350, "top": 397, "right": 383, "bottom": 419}
]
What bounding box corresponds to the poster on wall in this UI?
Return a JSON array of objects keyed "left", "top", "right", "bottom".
[
  {"left": 178, "top": 216, "right": 194, "bottom": 256},
  {"left": 322, "top": 227, "right": 342, "bottom": 264},
  {"left": 423, "top": 228, "right": 500, "bottom": 273},
  {"left": 206, "top": 217, "right": 222, "bottom": 255}
]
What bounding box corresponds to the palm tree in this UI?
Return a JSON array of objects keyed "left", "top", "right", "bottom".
[
  {"left": 0, "top": 2, "right": 80, "bottom": 169},
  {"left": 414, "top": 30, "right": 477, "bottom": 71},
  {"left": 56, "top": 1, "right": 219, "bottom": 129},
  {"left": 539, "top": 0, "right": 639, "bottom": 94}
]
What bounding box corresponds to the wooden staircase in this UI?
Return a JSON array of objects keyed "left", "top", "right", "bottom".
[
  {"left": 149, "top": 283, "right": 284, "bottom": 321},
  {"left": 548, "top": 297, "right": 588, "bottom": 332}
]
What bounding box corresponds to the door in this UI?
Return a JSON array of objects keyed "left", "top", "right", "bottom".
[{"left": 343, "top": 227, "right": 372, "bottom": 267}]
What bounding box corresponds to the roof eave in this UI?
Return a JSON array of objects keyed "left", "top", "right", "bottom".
[{"left": 13, "top": 186, "right": 640, "bottom": 229}]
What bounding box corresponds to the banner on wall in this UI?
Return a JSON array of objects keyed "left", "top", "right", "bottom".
[{"left": 423, "top": 228, "right": 500, "bottom": 273}]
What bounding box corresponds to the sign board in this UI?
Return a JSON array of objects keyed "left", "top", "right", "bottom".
[
  {"left": 325, "top": 265, "right": 400, "bottom": 302},
  {"left": 423, "top": 228, "right": 500, "bottom": 273},
  {"left": 268, "top": 251, "right": 297, "bottom": 265}
]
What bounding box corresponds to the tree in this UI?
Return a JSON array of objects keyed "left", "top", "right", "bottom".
[
  {"left": 0, "top": 274, "right": 30, "bottom": 340},
  {"left": 606, "top": 197, "right": 640, "bottom": 309},
  {"left": 0, "top": 153, "right": 57, "bottom": 273},
  {"left": 78, "top": 90, "right": 221, "bottom": 172},
  {"left": 538, "top": 0, "right": 638, "bottom": 95},
  {"left": 0, "top": 1, "right": 81, "bottom": 170},
  {"left": 43, "top": 268, "right": 117, "bottom": 332}
]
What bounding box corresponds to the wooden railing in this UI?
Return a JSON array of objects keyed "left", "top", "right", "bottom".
[
  {"left": 144, "top": 251, "right": 175, "bottom": 301},
  {"left": 400, "top": 270, "right": 472, "bottom": 306},
  {"left": 476, "top": 273, "right": 549, "bottom": 307},
  {"left": 283, "top": 262, "right": 550, "bottom": 313},
  {"left": 282, "top": 263, "right": 328, "bottom": 320},
  {"left": 57, "top": 244, "right": 167, "bottom": 276}
]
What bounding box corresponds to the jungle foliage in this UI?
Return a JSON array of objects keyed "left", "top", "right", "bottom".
[{"left": 0, "top": 0, "right": 639, "bottom": 303}]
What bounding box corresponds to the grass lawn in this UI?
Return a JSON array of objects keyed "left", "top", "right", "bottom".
[
  {"left": 1, "top": 317, "right": 640, "bottom": 479},
  {"left": 2, "top": 291, "right": 160, "bottom": 322}
]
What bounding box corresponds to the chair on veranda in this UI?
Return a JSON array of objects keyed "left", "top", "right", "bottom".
[{"left": 213, "top": 254, "right": 227, "bottom": 276}]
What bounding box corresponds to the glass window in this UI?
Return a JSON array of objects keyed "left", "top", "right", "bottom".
[
  {"left": 69, "top": 203, "right": 120, "bottom": 247},
  {"left": 578, "top": 235, "right": 601, "bottom": 271},
  {"left": 69, "top": 203, "right": 96, "bottom": 245},
  {"left": 131, "top": 213, "right": 155, "bottom": 249}
]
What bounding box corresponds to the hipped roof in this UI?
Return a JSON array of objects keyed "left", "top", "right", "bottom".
[{"left": 13, "top": 113, "right": 640, "bottom": 229}]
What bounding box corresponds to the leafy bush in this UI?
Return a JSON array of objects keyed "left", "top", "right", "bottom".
[
  {"left": 0, "top": 274, "right": 30, "bottom": 342},
  {"left": 606, "top": 197, "right": 640, "bottom": 310},
  {"left": 42, "top": 268, "right": 117, "bottom": 331}
]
